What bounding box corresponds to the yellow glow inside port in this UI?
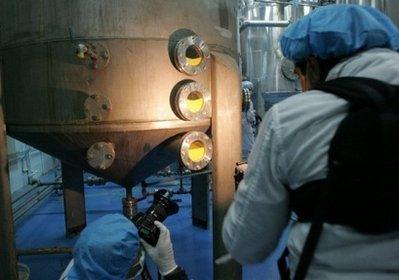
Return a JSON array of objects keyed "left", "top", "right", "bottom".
[
  {"left": 187, "top": 91, "right": 204, "bottom": 113},
  {"left": 186, "top": 45, "right": 203, "bottom": 67},
  {"left": 188, "top": 140, "right": 206, "bottom": 162}
]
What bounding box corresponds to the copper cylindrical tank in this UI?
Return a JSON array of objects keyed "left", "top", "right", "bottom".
[{"left": 0, "top": 0, "right": 239, "bottom": 187}]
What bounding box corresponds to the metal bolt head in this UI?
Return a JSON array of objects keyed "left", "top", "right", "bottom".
[
  {"left": 101, "top": 51, "right": 109, "bottom": 59},
  {"left": 105, "top": 154, "right": 113, "bottom": 160}
]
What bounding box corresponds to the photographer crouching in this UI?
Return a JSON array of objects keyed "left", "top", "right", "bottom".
[{"left": 60, "top": 189, "right": 188, "bottom": 280}]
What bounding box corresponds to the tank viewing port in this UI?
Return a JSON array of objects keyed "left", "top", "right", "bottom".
[
  {"left": 187, "top": 91, "right": 204, "bottom": 113},
  {"left": 173, "top": 35, "right": 210, "bottom": 75},
  {"left": 186, "top": 45, "right": 203, "bottom": 67},
  {"left": 188, "top": 140, "right": 206, "bottom": 162},
  {"left": 180, "top": 131, "right": 212, "bottom": 171},
  {"left": 172, "top": 80, "right": 211, "bottom": 121}
]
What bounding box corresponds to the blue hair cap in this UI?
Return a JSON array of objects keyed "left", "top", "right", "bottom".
[
  {"left": 280, "top": 4, "right": 399, "bottom": 63},
  {"left": 68, "top": 214, "right": 139, "bottom": 280}
]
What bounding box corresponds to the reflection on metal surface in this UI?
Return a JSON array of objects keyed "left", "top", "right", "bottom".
[
  {"left": 173, "top": 80, "right": 211, "bottom": 121},
  {"left": 180, "top": 131, "right": 212, "bottom": 171},
  {"left": 174, "top": 35, "right": 210, "bottom": 75},
  {"left": 87, "top": 142, "right": 116, "bottom": 170},
  {"left": 240, "top": 0, "right": 314, "bottom": 115},
  {"left": 84, "top": 94, "right": 112, "bottom": 122},
  {"left": 334, "top": 0, "right": 386, "bottom": 11}
]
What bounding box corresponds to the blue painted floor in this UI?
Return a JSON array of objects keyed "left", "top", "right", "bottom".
[{"left": 15, "top": 178, "right": 285, "bottom": 279}]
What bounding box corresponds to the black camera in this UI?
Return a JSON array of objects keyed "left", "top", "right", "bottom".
[{"left": 133, "top": 189, "right": 179, "bottom": 246}]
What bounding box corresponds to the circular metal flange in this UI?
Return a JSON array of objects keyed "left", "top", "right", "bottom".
[
  {"left": 84, "top": 94, "right": 112, "bottom": 122},
  {"left": 174, "top": 35, "right": 210, "bottom": 75},
  {"left": 86, "top": 142, "right": 116, "bottom": 170},
  {"left": 180, "top": 131, "right": 213, "bottom": 171},
  {"left": 281, "top": 58, "right": 299, "bottom": 81},
  {"left": 76, "top": 42, "right": 110, "bottom": 70},
  {"left": 174, "top": 81, "right": 211, "bottom": 121}
]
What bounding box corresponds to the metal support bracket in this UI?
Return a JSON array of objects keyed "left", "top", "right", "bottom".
[
  {"left": 0, "top": 62, "right": 18, "bottom": 280},
  {"left": 62, "top": 162, "right": 86, "bottom": 237},
  {"left": 191, "top": 171, "right": 209, "bottom": 229}
]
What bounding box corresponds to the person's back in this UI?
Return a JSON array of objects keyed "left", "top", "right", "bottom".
[
  {"left": 222, "top": 4, "right": 399, "bottom": 279},
  {"left": 280, "top": 47, "right": 399, "bottom": 279}
]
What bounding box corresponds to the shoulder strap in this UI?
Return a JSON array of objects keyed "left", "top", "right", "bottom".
[
  {"left": 293, "top": 183, "right": 331, "bottom": 280},
  {"left": 319, "top": 77, "right": 399, "bottom": 166},
  {"left": 293, "top": 77, "right": 399, "bottom": 280},
  {"left": 317, "top": 77, "right": 399, "bottom": 112}
]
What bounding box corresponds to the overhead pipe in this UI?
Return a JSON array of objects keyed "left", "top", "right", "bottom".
[
  {"left": 240, "top": 19, "right": 291, "bottom": 31},
  {"left": 17, "top": 247, "right": 73, "bottom": 256},
  {"left": 248, "top": 0, "right": 320, "bottom": 7}
]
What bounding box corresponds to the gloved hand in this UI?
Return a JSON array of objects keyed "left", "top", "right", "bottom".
[{"left": 140, "top": 221, "right": 178, "bottom": 276}]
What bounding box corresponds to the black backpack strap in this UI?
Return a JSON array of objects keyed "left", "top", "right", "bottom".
[
  {"left": 317, "top": 77, "right": 399, "bottom": 112},
  {"left": 319, "top": 77, "right": 399, "bottom": 163},
  {"left": 293, "top": 77, "right": 399, "bottom": 280},
  {"left": 319, "top": 77, "right": 399, "bottom": 179},
  {"left": 293, "top": 180, "right": 332, "bottom": 280}
]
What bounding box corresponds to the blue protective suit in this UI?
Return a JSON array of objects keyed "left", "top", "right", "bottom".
[{"left": 67, "top": 214, "right": 140, "bottom": 280}]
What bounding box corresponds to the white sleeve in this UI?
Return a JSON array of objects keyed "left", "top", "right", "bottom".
[{"left": 222, "top": 106, "right": 290, "bottom": 264}]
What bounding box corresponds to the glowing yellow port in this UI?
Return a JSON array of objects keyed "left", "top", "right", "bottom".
[
  {"left": 186, "top": 45, "right": 203, "bottom": 67},
  {"left": 188, "top": 141, "right": 206, "bottom": 162},
  {"left": 187, "top": 91, "right": 204, "bottom": 113}
]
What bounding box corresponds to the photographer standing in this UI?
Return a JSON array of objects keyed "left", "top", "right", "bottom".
[{"left": 223, "top": 4, "right": 399, "bottom": 280}]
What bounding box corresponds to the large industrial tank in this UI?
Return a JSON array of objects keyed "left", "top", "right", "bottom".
[
  {"left": 0, "top": 0, "right": 239, "bottom": 188},
  {"left": 335, "top": 0, "right": 386, "bottom": 10}
]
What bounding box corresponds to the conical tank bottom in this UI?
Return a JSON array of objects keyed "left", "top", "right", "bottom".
[{"left": 8, "top": 120, "right": 210, "bottom": 187}]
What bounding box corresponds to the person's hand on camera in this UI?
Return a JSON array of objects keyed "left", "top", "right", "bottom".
[
  {"left": 236, "top": 163, "right": 248, "bottom": 174},
  {"left": 141, "top": 221, "right": 178, "bottom": 276}
]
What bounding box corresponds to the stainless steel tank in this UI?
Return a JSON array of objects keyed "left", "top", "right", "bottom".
[
  {"left": 240, "top": 0, "right": 316, "bottom": 115},
  {"left": 239, "top": 0, "right": 392, "bottom": 116},
  {"left": 335, "top": 0, "right": 386, "bottom": 10},
  {"left": 0, "top": 0, "right": 239, "bottom": 187}
]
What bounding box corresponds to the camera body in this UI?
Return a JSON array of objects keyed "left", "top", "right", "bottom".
[{"left": 133, "top": 189, "right": 179, "bottom": 246}]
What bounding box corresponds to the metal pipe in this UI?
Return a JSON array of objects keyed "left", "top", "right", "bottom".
[
  {"left": 252, "top": 0, "right": 320, "bottom": 7},
  {"left": 0, "top": 62, "right": 18, "bottom": 279},
  {"left": 236, "top": 3, "right": 243, "bottom": 72},
  {"left": 17, "top": 247, "right": 73, "bottom": 256},
  {"left": 240, "top": 19, "right": 290, "bottom": 31},
  {"left": 142, "top": 170, "right": 212, "bottom": 187},
  {"left": 13, "top": 186, "right": 54, "bottom": 224},
  {"left": 38, "top": 176, "right": 106, "bottom": 186},
  {"left": 11, "top": 182, "right": 41, "bottom": 204}
]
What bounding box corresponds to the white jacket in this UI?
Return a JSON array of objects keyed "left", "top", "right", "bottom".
[{"left": 223, "top": 48, "right": 399, "bottom": 280}]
